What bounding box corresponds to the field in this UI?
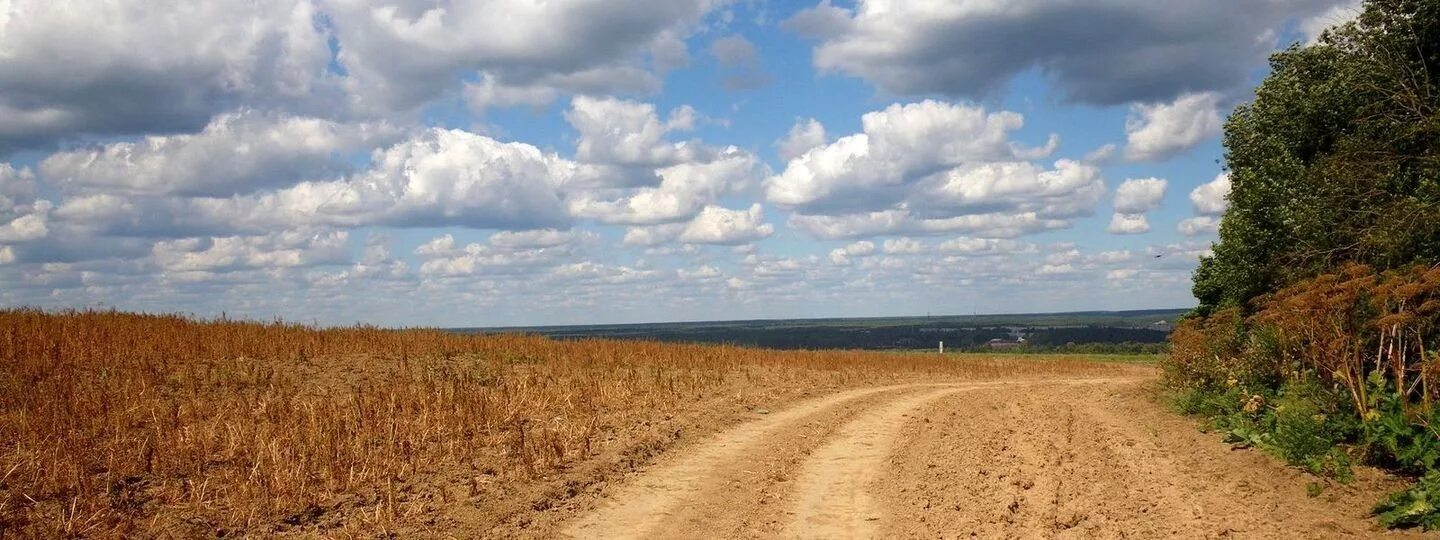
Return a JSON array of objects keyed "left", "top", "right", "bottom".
[
  {"left": 466, "top": 309, "right": 1184, "bottom": 352},
  {"left": 0, "top": 309, "right": 1416, "bottom": 538}
]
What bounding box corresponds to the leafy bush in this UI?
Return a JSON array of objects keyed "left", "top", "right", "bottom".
[
  {"left": 1363, "top": 371, "right": 1440, "bottom": 475},
  {"left": 1375, "top": 471, "right": 1440, "bottom": 530}
]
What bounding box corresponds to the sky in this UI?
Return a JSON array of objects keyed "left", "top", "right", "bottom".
[{"left": 0, "top": 0, "right": 1364, "bottom": 327}]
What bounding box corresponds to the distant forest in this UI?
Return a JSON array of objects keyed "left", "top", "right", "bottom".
[{"left": 460, "top": 309, "right": 1182, "bottom": 353}]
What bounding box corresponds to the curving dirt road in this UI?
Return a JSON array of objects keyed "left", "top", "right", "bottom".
[{"left": 561, "top": 374, "right": 1424, "bottom": 539}]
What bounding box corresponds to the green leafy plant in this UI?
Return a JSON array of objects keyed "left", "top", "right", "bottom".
[
  {"left": 1375, "top": 471, "right": 1440, "bottom": 530},
  {"left": 1362, "top": 371, "right": 1440, "bottom": 474}
]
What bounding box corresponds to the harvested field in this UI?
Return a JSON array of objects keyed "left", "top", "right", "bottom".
[{"left": 0, "top": 309, "right": 1130, "bottom": 538}]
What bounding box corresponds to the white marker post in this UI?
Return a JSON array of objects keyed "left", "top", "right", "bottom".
[{"left": 939, "top": 341, "right": 944, "bottom": 354}]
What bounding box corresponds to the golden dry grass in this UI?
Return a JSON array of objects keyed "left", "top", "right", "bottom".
[{"left": 0, "top": 309, "right": 1140, "bottom": 538}]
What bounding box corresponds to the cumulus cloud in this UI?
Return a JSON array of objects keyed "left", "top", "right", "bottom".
[
  {"left": 828, "top": 240, "right": 876, "bottom": 265},
  {"left": 1177, "top": 216, "right": 1222, "bottom": 236},
  {"left": 1189, "top": 173, "right": 1231, "bottom": 215},
  {"left": 767, "top": 100, "right": 1059, "bottom": 213},
  {"left": 677, "top": 204, "right": 775, "bottom": 245},
  {"left": 776, "top": 118, "right": 828, "bottom": 162},
  {"left": 413, "top": 229, "right": 590, "bottom": 277},
  {"left": 1124, "top": 93, "right": 1224, "bottom": 162},
  {"left": 1107, "top": 213, "right": 1150, "bottom": 234},
  {"left": 151, "top": 229, "right": 349, "bottom": 274},
  {"left": 566, "top": 96, "right": 710, "bottom": 168},
  {"left": 787, "top": 0, "right": 1347, "bottom": 105},
  {"left": 40, "top": 111, "right": 397, "bottom": 197},
  {"left": 621, "top": 223, "right": 687, "bottom": 246},
  {"left": 0, "top": 0, "right": 335, "bottom": 152},
  {"left": 1176, "top": 173, "right": 1231, "bottom": 236},
  {"left": 882, "top": 237, "right": 923, "bottom": 254},
  {"left": 766, "top": 101, "right": 1097, "bottom": 241},
  {"left": 788, "top": 209, "right": 1070, "bottom": 240},
  {"left": 568, "top": 149, "right": 764, "bottom": 225},
  {"left": 325, "top": 0, "right": 712, "bottom": 113},
  {"left": 0, "top": 164, "right": 40, "bottom": 218},
  {"left": 0, "top": 0, "right": 720, "bottom": 153},
  {"left": 1113, "top": 178, "right": 1167, "bottom": 214},
  {"left": 55, "top": 128, "right": 575, "bottom": 236},
  {"left": 0, "top": 164, "right": 50, "bottom": 246}
]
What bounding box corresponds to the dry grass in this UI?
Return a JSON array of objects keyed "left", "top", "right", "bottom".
[{"left": 0, "top": 309, "right": 1138, "bottom": 538}]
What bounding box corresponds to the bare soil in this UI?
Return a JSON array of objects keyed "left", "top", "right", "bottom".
[{"left": 553, "top": 372, "right": 1424, "bottom": 539}]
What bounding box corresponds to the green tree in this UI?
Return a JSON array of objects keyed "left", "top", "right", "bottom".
[{"left": 1194, "top": 0, "right": 1440, "bottom": 315}]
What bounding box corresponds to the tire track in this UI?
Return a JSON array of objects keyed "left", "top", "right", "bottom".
[
  {"left": 782, "top": 387, "right": 969, "bottom": 539},
  {"left": 561, "top": 383, "right": 938, "bottom": 539},
  {"left": 563, "top": 379, "right": 1126, "bottom": 539}
]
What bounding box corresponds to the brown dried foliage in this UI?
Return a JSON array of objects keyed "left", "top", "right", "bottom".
[
  {"left": 1170, "top": 262, "right": 1440, "bottom": 416},
  {"left": 0, "top": 309, "right": 1125, "bottom": 538}
]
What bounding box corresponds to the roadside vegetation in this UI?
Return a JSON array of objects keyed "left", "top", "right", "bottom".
[
  {"left": 0, "top": 308, "right": 1131, "bottom": 538},
  {"left": 1162, "top": 0, "right": 1440, "bottom": 529}
]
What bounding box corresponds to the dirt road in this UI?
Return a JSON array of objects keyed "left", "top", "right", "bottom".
[{"left": 561, "top": 374, "right": 1422, "bottom": 539}]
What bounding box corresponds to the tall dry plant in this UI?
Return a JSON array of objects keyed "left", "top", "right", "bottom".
[{"left": 1176, "top": 262, "right": 1440, "bottom": 418}]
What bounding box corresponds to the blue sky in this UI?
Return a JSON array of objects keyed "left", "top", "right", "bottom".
[{"left": 0, "top": 0, "right": 1361, "bottom": 326}]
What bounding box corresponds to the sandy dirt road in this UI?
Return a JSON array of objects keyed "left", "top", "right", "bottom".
[{"left": 560, "top": 373, "right": 1423, "bottom": 539}]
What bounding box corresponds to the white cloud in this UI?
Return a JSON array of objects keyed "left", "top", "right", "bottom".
[
  {"left": 55, "top": 128, "right": 575, "bottom": 235},
  {"left": 1107, "top": 213, "right": 1151, "bottom": 234},
  {"left": 1177, "top": 216, "right": 1222, "bottom": 236},
  {"left": 0, "top": 0, "right": 334, "bottom": 152},
  {"left": 151, "top": 229, "right": 348, "bottom": 273},
  {"left": 40, "top": 111, "right": 396, "bottom": 197},
  {"left": 1113, "top": 177, "right": 1167, "bottom": 214},
  {"left": 787, "top": 0, "right": 1347, "bottom": 105},
  {"left": 568, "top": 149, "right": 763, "bottom": 225},
  {"left": 0, "top": 213, "right": 50, "bottom": 243},
  {"left": 1124, "top": 93, "right": 1224, "bottom": 162},
  {"left": 883, "top": 237, "right": 923, "bottom": 254},
  {"left": 913, "top": 160, "right": 1104, "bottom": 219},
  {"left": 414, "top": 231, "right": 587, "bottom": 277},
  {"left": 0, "top": 164, "right": 50, "bottom": 247},
  {"left": 488, "top": 229, "right": 596, "bottom": 250},
  {"left": 566, "top": 96, "right": 709, "bottom": 168},
  {"left": 1083, "top": 144, "right": 1118, "bottom": 165},
  {"left": 768, "top": 101, "right": 1053, "bottom": 212},
  {"left": 1190, "top": 173, "right": 1231, "bottom": 215},
  {"left": 622, "top": 223, "right": 686, "bottom": 247},
  {"left": 776, "top": 118, "right": 828, "bottom": 162},
  {"left": 1107, "top": 268, "right": 1139, "bottom": 281},
  {"left": 1299, "top": 0, "right": 1362, "bottom": 44},
  {"left": 828, "top": 240, "right": 876, "bottom": 265},
  {"left": 325, "top": 0, "right": 713, "bottom": 113},
  {"left": 0, "top": 164, "right": 40, "bottom": 219},
  {"left": 1174, "top": 173, "right": 1230, "bottom": 236},
  {"left": 677, "top": 204, "right": 775, "bottom": 245},
  {"left": 788, "top": 208, "right": 1069, "bottom": 240},
  {"left": 937, "top": 237, "right": 1036, "bottom": 256}
]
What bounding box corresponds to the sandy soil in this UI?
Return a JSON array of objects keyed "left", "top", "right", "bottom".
[{"left": 555, "top": 373, "right": 1425, "bottom": 539}]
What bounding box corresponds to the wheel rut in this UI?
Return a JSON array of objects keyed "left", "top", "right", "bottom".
[{"left": 562, "top": 375, "right": 1419, "bottom": 539}]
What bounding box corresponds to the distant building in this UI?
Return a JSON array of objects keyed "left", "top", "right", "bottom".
[
  {"left": 986, "top": 338, "right": 1023, "bottom": 350},
  {"left": 1151, "top": 320, "right": 1174, "bottom": 332}
]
